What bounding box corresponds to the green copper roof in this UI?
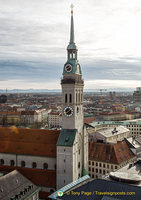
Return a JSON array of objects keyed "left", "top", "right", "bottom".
[
  {"left": 63, "top": 60, "right": 81, "bottom": 75},
  {"left": 70, "top": 14, "right": 74, "bottom": 44},
  {"left": 90, "top": 120, "right": 141, "bottom": 127},
  {"left": 67, "top": 6, "right": 77, "bottom": 50},
  {"left": 67, "top": 43, "right": 77, "bottom": 50},
  {"left": 56, "top": 129, "right": 77, "bottom": 146},
  {"left": 82, "top": 165, "right": 88, "bottom": 177}
]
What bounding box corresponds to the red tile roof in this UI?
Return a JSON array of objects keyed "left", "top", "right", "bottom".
[
  {"left": 89, "top": 141, "right": 135, "bottom": 164},
  {"left": 21, "top": 111, "right": 36, "bottom": 115},
  {"left": 84, "top": 117, "right": 96, "bottom": 124},
  {"left": 0, "top": 166, "right": 56, "bottom": 188},
  {"left": 0, "top": 127, "right": 60, "bottom": 157},
  {"left": 0, "top": 111, "right": 21, "bottom": 115}
]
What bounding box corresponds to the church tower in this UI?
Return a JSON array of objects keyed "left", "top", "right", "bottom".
[{"left": 56, "top": 5, "right": 88, "bottom": 189}]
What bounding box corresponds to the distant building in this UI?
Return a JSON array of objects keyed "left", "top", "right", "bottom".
[
  {"left": 48, "top": 112, "right": 62, "bottom": 128},
  {"left": 0, "top": 111, "right": 21, "bottom": 126},
  {"left": 0, "top": 170, "right": 40, "bottom": 200},
  {"left": 133, "top": 87, "right": 141, "bottom": 102},
  {"left": 100, "top": 112, "right": 140, "bottom": 121},
  {"left": 88, "top": 141, "right": 135, "bottom": 179},
  {"left": 21, "top": 109, "right": 51, "bottom": 126},
  {"left": 89, "top": 126, "right": 130, "bottom": 143},
  {"left": 90, "top": 120, "right": 141, "bottom": 137}
]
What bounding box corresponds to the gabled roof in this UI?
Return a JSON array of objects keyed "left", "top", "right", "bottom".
[
  {"left": 89, "top": 141, "right": 135, "bottom": 164},
  {"left": 0, "top": 169, "right": 39, "bottom": 200},
  {"left": 0, "top": 127, "right": 60, "bottom": 157},
  {"left": 0, "top": 166, "right": 56, "bottom": 188},
  {"left": 57, "top": 129, "right": 77, "bottom": 147}
]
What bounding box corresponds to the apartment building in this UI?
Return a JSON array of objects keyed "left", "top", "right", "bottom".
[{"left": 88, "top": 141, "right": 135, "bottom": 179}]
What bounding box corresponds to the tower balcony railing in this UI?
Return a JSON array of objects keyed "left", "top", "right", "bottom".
[{"left": 61, "top": 78, "right": 84, "bottom": 85}]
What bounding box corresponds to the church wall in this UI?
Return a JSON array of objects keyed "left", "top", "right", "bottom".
[{"left": 0, "top": 153, "right": 56, "bottom": 170}]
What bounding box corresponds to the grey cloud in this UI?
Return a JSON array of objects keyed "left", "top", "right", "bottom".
[{"left": 82, "top": 59, "right": 141, "bottom": 80}]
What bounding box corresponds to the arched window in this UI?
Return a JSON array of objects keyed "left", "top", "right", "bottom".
[
  {"left": 78, "top": 162, "right": 80, "bottom": 168},
  {"left": 54, "top": 164, "right": 56, "bottom": 170},
  {"left": 32, "top": 162, "right": 37, "bottom": 168},
  {"left": 69, "top": 94, "right": 72, "bottom": 103},
  {"left": 0, "top": 159, "right": 4, "bottom": 165},
  {"left": 43, "top": 163, "right": 48, "bottom": 169},
  {"left": 10, "top": 160, "right": 15, "bottom": 166},
  {"left": 65, "top": 94, "right": 67, "bottom": 103},
  {"left": 21, "top": 161, "right": 25, "bottom": 167},
  {"left": 78, "top": 93, "right": 80, "bottom": 104},
  {"left": 76, "top": 93, "right": 77, "bottom": 103},
  {"left": 81, "top": 92, "right": 83, "bottom": 103}
]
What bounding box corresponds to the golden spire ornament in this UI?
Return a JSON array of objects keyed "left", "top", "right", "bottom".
[{"left": 71, "top": 4, "right": 74, "bottom": 15}]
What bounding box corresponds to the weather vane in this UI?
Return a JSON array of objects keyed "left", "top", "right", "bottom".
[{"left": 71, "top": 4, "right": 74, "bottom": 14}]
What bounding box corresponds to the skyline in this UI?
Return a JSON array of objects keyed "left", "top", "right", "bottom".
[{"left": 0, "top": 0, "right": 141, "bottom": 90}]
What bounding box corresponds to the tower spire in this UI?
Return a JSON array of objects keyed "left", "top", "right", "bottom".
[{"left": 70, "top": 4, "right": 74, "bottom": 44}]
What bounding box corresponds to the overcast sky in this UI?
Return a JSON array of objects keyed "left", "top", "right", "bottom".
[{"left": 0, "top": 0, "right": 141, "bottom": 90}]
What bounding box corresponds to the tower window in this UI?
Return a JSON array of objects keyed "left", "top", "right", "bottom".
[
  {"left": 78, "top": 162, "right": 80, "bottom": 168},
  {"left": 69, "top": 94, "right": 72, "bottom": 103},
  {"left": 81, "top": 93, "right": 83, "bottom": 103},
  {"left": 79, "top": 149, "right": 80, "bottom": 155},
  {"left": 79, "top": 93, "right": 80, "bottom": 103},
  {"left": 73, "top": 53, "right": 75, "bottom": 59},
  {"left": 65, "top": 94, "right": 67, "bottom": 103}
]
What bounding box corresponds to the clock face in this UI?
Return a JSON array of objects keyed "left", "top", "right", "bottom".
[
  {"left": 65, "top": 64, "right": 72, "bottom": 72},
  {"left": 64, "top": 106, "right": 73, "bottom": 117}
]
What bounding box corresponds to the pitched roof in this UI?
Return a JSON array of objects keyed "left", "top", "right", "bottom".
[
  {"left": 0, "top": 111, "right": 21, "bottom": 115},
  {"left": 0, "top": 127, "right": 60, "bottom": 157},
  {"left": 0, "top": 169, "right": 39, "bottom": 200},
  {"left": 84, "top": 117, "right": 96, "bottom": 124},
  {"left": 0, "top": 166, "right": 56, "bottom": 188},
  {"left": 89, "top": 141, "right": 135, "bottom": 164},
  {"left": 57, "top": 129, "right": 77, "bottom": 146}
]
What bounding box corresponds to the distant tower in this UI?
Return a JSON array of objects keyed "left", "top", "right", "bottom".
[{"left": 56, "top": 5, "right": 88, "bottom": 189}]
